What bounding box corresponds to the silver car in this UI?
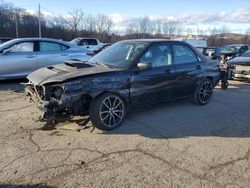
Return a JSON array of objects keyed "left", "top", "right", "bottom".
[{"left": 0, "top": 38, "right": 92, "bottom": 80}]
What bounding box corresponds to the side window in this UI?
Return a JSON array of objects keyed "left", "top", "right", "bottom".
[
  {"left": 141, "top": 44, "right": 172, "bottom": 67},
  {"left": 173, "top": 45, "right": 198, "bottom": 64},
  {"left": 39, "top": 42, "right": 68, "bottom": 52},
  {"left": 79, "top": 39, "right": 97, "bottom": 46},
  {"left": 87, "top": 39, "right": 98, "bottom": 45},
  {"left": 10, "top": 42, "right": 34, "bottom": 52},
  {"left": 78, "top": 40, "right": 87, "bottom": 46}
]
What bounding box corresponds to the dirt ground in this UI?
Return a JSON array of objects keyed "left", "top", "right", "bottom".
[{"left": 0, "top": 80, "right": 249, "bottom": 188}]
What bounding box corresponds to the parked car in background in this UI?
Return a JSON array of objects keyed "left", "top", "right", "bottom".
[
  {"left": 0, "top": 37, "right": 12, "bottom": 45},
  {"left": 196, "top": 47, "right": 221, "bottom": 59},
  {"left": 26, "top": 39, "right": 221, "bottom": 131},
  {"left": 0, "top": 38, "right": 92, "bottom": 80},
  {"left": 221, "top": 44, "right": 250, "bottom": 61},
  {"left": 227, "top": 50, "right": 250, "bottom": 80},
  {"left": 70, "top": 38, "right": 103, "bottom": 51},
  {"left": 93, "top": 43, "right": 112, "bottom": 55},
  {"left": 175, "top": 38, "right": 207, "bottom": 48}
]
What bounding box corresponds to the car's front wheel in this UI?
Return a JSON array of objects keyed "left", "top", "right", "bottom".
[
  {"left": 89, "top": 93, "right": 126, "bottom": 131},
  {"left": 192, "top": 78, "right": 214, "bottom": 105}
]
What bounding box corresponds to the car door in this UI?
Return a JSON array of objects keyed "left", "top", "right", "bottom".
[
  {"left": 0, "top": 41, "right": 37, "bottom": 79},
  {"left": 172, "top": 43, "right": 203, "bottom": 98},
  {"left": 37, "top": 41, "right": 70, "bottom": 68},
  {"left": 130, "top": 43, "right": 177, "bottom": 108}
]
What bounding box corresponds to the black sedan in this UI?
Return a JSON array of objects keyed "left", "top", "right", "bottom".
[{"left": 25, "top": 39, "right": 221, "bottom": 130}]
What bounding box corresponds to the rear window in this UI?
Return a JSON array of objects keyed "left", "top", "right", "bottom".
[{"left": 173, "top": 45, "right": 198, "bottom": 64}]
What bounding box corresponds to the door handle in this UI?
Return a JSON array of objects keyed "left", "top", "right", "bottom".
[
  {"left": 26, "top": 55, "right": 36, "bottom": 58},
  {"left": 196, "top": 65, "right": 202, "bottom": 69},
  {"left": 165, "top": 69, "right": 172, "bottom": 74}
]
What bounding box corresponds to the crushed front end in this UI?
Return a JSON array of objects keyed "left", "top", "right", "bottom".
[{"left": 25, "top": 81, "right": 90, "bottom": 125}]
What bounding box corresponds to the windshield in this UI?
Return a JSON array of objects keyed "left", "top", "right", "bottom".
[
  {"left": 88, "top": 41, "right": 148, "bottom": 69},
  {"left": 0, "top": 40, "right": 13, "bottom": 50},
  {"left": 222, "top": 46, "right": 237, "bottom": 52},
  {"left": 242, "top": 50, "right": 250, "bottom": 57},
  {"left": 70, "top": 38, "right": 81, "bottom": 44}
]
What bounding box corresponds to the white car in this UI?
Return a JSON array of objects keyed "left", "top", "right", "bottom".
[
  {"left": 0, "top": 38, "right": 92, "bottom": 80},
  {"left": 70, "top": 38, "right": 103, "bottom": 51}
]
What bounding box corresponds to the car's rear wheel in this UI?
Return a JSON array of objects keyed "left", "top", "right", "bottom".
[
  {"left": 192, "top": 78, "right": 213, "bottom": 105},
  {"left": 89, "top": 93, "right": 126, "bottom": 131}
]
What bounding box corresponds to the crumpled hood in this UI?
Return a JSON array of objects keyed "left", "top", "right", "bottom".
[
  {"left": 27, "top": 61, "right": 115, "bottom": 85},
  {"left": 227, "top": 57, "right": 250, "bottom": 66}
]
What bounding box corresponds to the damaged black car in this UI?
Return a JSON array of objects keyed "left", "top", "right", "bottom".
[{"left": 25, "top": 40, "right": 221, "bottom": 131}]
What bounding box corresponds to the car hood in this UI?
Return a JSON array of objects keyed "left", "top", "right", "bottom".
[
  {"left": 227, "top": 57, "right": 250, "bottom": 66},
  {"left": 27, "top": 61, "right": 116, "bottom": 85}
]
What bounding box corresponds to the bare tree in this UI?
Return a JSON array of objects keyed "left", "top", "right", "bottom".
[
  {"left": 155, "top": 19, "right": 162, "bottom": 35},
  {"left": 244, "top": 28, "right": 250, "bottom": 44},
  {"left": 82, "top": 14, "right": 96, "bottom": 34},
  {"left": 162, "top": 20, "right": 181, "bottom": 36},
  {"left": 95, "top": 14, "right": 113, "bottom": 35},
  {"left": 67, "top": 9, "right": 84, "bottom": 37},
  {"left": 132, "top": 16, "right": 155, "bottom": 37},
  {"left": 197, "top": 26, "right": 205, "bottom": 37}
]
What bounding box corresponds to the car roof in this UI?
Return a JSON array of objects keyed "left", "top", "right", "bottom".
[
  {"left": 119, "top": 39, "right": 187, "bottom": 45},
  {"left": 4, "top": 38, "right": 78, "bottom": 48},
  {"left": 7, "top": 37, "right": 70, "bottom": 45},
  {"left": 73, "top": 38, "right": 98, "bottom": 40}
]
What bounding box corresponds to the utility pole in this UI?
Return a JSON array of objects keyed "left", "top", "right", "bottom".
[
  {"left": 38, "top": 3, "right": 42, "bottom": 38},
  {"left": 15, "top": 10, "right": 19, "bottom": 38},
  {"left": 15, "top": 21, "right": 19, "bottom": 38}
]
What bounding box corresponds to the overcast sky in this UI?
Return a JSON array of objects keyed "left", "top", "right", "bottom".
[{"left": 3, "top": 0, "right": 250, "bottom": 34}]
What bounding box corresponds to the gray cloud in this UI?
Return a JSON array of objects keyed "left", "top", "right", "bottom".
[{"left": 110, "top": 6, "right": 250, "bottom": 33}]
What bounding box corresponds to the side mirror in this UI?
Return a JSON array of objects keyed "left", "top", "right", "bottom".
[
  {"left": 137, "top": 62, "right": 151, "bottom": 70},
  {"left": 2, "top": 48, "right": 11, "bottom": 55},
  {"left": 212, "top": 48, "right": 221, "bottom": 60}
]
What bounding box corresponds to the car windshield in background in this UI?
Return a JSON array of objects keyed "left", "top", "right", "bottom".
[
  {"left": 222, "top": 46, "right": 237, "bottom": 52},
  {"left": 70, "top": 38, "right": 81, "bottom": 44},
  {"left": 88, "top": 42, "right": 148, "bottom": 69},
  {"left": 0, "top": 40, "right": 13, "bottom": 49},
  {"left": 241, "top": 50, "right": 250, "bottom": 57}
]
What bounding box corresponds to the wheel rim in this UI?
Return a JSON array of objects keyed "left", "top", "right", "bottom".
[
  {"left": 99, "top": 95, "right": 125, "bottom": 128},
  {"left": 199, "top": 81, "right": 213, "bottom": 104}
]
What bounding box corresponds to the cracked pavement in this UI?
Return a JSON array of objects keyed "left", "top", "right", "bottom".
[{"left": 0, "top": 80, "right": 249, "bottom": 188}]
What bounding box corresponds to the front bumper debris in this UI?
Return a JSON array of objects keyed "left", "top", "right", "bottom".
[{"left": 25, "top": 84, "right": 68, "bottom": 125}]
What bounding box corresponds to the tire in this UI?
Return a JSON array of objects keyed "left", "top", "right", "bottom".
[
  {"left": 89, "top": 92, "right": 126, "bottom": 131},
  {"left": 192, "top": 78, "right": 214, "bottom": 105},
  {"left": 221, "top": 80, "right": 229, "bottom": 90}
]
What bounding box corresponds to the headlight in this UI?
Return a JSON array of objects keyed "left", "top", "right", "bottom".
[
  {"left": 35, "top": 85, "right": 46, "bottom": 100},
  {"left": 50, "top": 85, "right": 64, "bottom": 100}
]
